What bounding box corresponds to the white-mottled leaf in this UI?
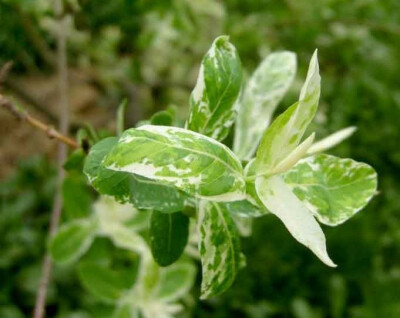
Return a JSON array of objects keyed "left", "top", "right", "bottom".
[
  {"left": 307, "top": 127, "right": 357, "bottom": 155},
  {"left": 234, "top": 51, "right": 297, "bottom": 160},
  {"left": 186, "top": 35, "right": 242, "bottom": 141},
  {"left": 284, "top": 154, "right": 377, "bottom": 226},
  {"left": 197, "top": 200, "right": 241, "bottom": 299},
  {"left": 104, "top": 125, "right": 246, "bottom": 201},
  {"left": 49, "top": 219, "right": 96, "bottom": 264},
  {"left": 255, "top": 175, "right": 336, "bottom": 267},
  {"left": 84, "top": 137, "right": 187, "bottom": 212},
  {"left": 256, "top": 50, "right": 320, "bottom": 175}
]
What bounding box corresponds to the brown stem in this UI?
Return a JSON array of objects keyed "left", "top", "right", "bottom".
[
  {"left": 33, "top": 3, "right": 71, "bottom": 316},
  {"left": 0, "top": 94, "right": 78, "bottom": 148}
]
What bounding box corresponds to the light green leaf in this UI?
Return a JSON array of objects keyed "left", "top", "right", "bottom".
[
  {"left": 271, "top": 132, "right": 315, "bottom": 175},
  {"left": 255, "top": 175, "right": 336, "bottom": 267},
  {"left": 307, "top": 126, "right": 357, "bottom": 155},
  {"left": 77, "top": 262, "right": 132, "bottom": 303},
  {"left": 85, "top": 137, "right": 187, "bottom": 212},
  {"left": 197, "top": 200, "right": 242, "bottom": 299},
  {"left": 113, "top": 304, "right": 137, "bottom": 318},
  {"left": 186, "top": 35, "right": 242, "bottom": 141},
  {"left": 157, "top": 262, "right": 196, "bottom": 302},
  {"left": 62, "top": 172, "right": 92, "bottom": 220},
  {"left": 49, "top": 219, "right": 96, "bottom": 264},
  {"left": 149, "top": 211, "right": 189, "bottom": 267},
  {"left": 256, "top": 50, "right": 320, "bottom": 175},
  {"left": 104, "top": 125, "right": 246, "bottom": 201},
  {"left": 234, "top": 51, "right": 297, "bottom": 160},
  {"left": 284, "top": 154, "right": 377, "bottom": 226}
]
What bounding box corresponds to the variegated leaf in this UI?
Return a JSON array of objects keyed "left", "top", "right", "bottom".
[
  {"left": 307, "top": 126, "right": 357, "bottom": 155},
  {"left": 256, "top": 50, "right": 320, "bottom": 175},
  {"left": 84, "top": 137, "right": 187, "bottom": 212},
  {"left": 255, "top": 175, "right": 336, "bottom": 267},
  {"left": 104, "top": 125, "right": 246, "bottom": 201},
  {"left": 234, "top": 51, "right": 297, "bottom": 160},
  {"left": 186, "top": 35, "right": 242, "bottom": 141},
  {"left": 284, "top": 154, "right": 377, "bottom": 226},
  {"left": 197, "top": 200, "right": 241, "bottom": 299},
  {"left": 224, "top": 159, "right": 269, "bottom": 218}
]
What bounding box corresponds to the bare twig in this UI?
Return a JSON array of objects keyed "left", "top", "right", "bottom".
[
  {"left": 33, "top": 2, "right": 71, "bottom": 317},
  {"left": 0, "top": 61, "right": 13, "bottom": 85},
  {"left": 0, "top": 94, "right": 78, "bottom": 148}
]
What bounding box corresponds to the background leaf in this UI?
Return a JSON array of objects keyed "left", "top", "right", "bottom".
[
  {"left": 234, "top": 51, "right": 297, "bottom": 160},
  {"left": 77, "top": 262, "right": 133, "bottom": 303},
  {"left": 49, "top": 219, "right": 96, "bottom": 264}
]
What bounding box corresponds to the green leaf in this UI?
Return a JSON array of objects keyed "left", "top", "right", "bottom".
[
  {"left": 63, "top": 148, "right": 86, "bottom": 171},
  {"left": 234, "top": 51, "right": 297, "bottom": 160},
  {"left": 256, "top": 50, "right": 320, "bottom": 175},
  {"left": 49, "top": 219, "right": 96, "bottom": 264},
  {"left": 307, "top": 126, "right": 357, "bottom": 155},
  {"left": 104, "top": 125, "right": 246, "bottom": 201},
  {"left": 84, "top": 137, "right": 119, "bottom": 184},
  {"left": 255, "top": 175, "right": 336, "bottom": 267},
  {"left": 198, "top": 200, "right": 242, "bottom": 299},
  {"left": 150, "top": 109, "right": 175, "bottom": 126},
  {"left": 149, "top": 211, "right": 189, "bottom": 267},
  {"left": 113, "top": 304, "right": 137, "bottom": 318},
  {"left": 62, "top": 172, "right": 92, "bottom": 220},
  {"left": 77, "top": 262, "right": 132, "bottom": 303},
  {"left": 186, "top": 35, "right": 242, "bottom": 141},
  {"left": 284, "top": 154, "right": 377, "bottom": 226},
  {"left": 157, "top": 262, "right": 196, "bottom": 302},
  {"left": 84, "top": 137, "right": 187, "bottom": 212}
]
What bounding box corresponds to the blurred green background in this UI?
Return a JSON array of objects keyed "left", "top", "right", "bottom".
[{"left": 1, "top": 0, "right": 400, "bottom": 317}]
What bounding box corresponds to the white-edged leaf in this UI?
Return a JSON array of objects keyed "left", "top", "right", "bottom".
[
  {"left": 49, "top": 219, "right": 96, "bottom": 264},
  {"left": 307, "top": 126, "right": 357, "bottom": 155},
  {"left": 284, "top": 154, "right": 378, "bottom": 226},
  {"left": 157, "top": 262, "right": 196, "bottom": 302},
  {"left": 256, "top": 50, "right": 320, "bottom": 175},
  {"left": 197, "top": 200, "right": 242, "bottom": 299},
  {"left": 104, "top": 125, "right": 246, "bottom": 202},
  {"left": 186, "top": 35, "right": 242, "bottom": 141},
  {"left": 234, "top": 51, "right": 297, "bottom": 160},
  {"left": 255, "top": 175, "right": 336, "bottom": 267}
]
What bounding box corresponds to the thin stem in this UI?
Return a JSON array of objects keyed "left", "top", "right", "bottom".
[
  {"left": 0, "top": 94, "right": 78, "bottom": 148},
  {"left": 33, "top": 2, "right": 70, "bottom": 317}
]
